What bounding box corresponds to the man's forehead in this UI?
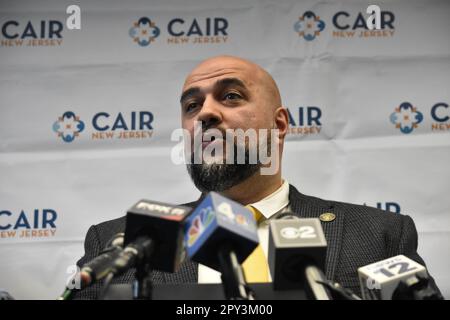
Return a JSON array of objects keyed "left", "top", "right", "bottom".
[{"left": 183, "top": 59, "right": 260, "bottom": 90}]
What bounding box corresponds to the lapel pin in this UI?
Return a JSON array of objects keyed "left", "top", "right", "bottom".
[{"left": 319, "top": 212, "right": 336, "bottom": 222}]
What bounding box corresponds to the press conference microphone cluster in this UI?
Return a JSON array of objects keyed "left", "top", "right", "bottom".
[
  {"left": 184, "top": 192, "right": 259, "bottom": 300},
  {"left": 358, "top": 254, "right": 444, "bottom": 300},
  {"left": 60, "top": 193, "right": 360, "bottom": 300}
]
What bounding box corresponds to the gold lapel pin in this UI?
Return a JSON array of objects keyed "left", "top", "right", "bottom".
[{"left": 319, "top": 212, "right": 336, "bottom": 222}]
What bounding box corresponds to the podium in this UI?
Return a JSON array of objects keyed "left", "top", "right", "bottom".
[{"left": 103, "top": 283, "right": 307, "bottom": 300}]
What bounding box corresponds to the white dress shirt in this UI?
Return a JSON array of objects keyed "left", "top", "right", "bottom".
[{"left": 198, "top": 179, "right": 290, "bottom": 283}]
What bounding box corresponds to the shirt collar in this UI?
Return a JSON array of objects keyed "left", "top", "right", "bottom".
[{"left": 250, "top": 179, "right": 290, "bottom": 220}]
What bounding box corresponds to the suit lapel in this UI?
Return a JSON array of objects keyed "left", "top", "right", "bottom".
[{"left": 288, "top": 185, "right": 344, "bottom": 281}]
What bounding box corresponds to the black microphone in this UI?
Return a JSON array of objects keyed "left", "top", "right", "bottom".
[
  {"left": 392, "top": 274, "right": 444, "bottom": 300},
  {"left": 79, "top": 232, "right": 124, "bottom": 288},
  {"left": 57, "top": 233, "right": 124, "bottom": 300},
  {"left": 268, "top": 215, "right": 332, "bottom": 300},
  {"left": 184, "top": 192, "right": 259, "bottom": 300},
  {"left": 122, "top": 200, "right": 192, "bottom": 271},
  {"left": 358, "top": 254, "right": 444, "bottom": 300},
  {"left": 114, "top": 199, "right": 192, "bottom": 299},
  {"left": 60, "top": 200, "right": 192, "bottom": 300},
  {"left": 73, "top": 200, "right": 191, "bottom": 300}
]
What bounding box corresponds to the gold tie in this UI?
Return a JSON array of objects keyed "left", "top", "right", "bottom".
[{"left": 242, "top": 205, "right": 270, "bottom": 283}]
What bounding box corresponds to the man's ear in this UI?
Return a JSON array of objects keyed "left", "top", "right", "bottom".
[{"left": 274, "top": 107, "right": 289, "bottom": 140}]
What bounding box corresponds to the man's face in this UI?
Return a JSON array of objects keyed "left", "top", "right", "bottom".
[
  {"left": 180, "top": 57, "right": 275, "bottom": 148},
  {"left": 180, "top": 56, "right": 280, "bottom": 192}
]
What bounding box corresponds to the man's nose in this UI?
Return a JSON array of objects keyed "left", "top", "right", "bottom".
[{"left": 197, "top": 95, "right": 223, "bottom": 130}]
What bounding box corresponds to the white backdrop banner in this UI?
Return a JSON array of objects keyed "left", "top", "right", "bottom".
[{"left": 0, "top": 0, "right": 449, "bottom": 299}]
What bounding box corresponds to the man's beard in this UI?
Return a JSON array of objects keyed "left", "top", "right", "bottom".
[{"left": 186, "top": 140, "right": 264, "bottom": 193}]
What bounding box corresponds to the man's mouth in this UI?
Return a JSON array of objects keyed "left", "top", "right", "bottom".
[{"left": 202, "top": 135, "right": 223, "bottom": 150}]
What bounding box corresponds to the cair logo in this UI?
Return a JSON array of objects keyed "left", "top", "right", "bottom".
[
  {"left": 389, "top": 102, "right": 423, "bottom": 134},
  {"left": 1, "top": 19, "right": 64, "bottom": 47},
  {"left": 0, "top": 209, "right": 57, "bottom": 239},
  {"left": 53, "top": 111, "right": 85, "bottom": 142},
  {"left": 129, "top": 16, "right": 229, "bottom": 46},
  {"left": 286, "top": 106, "right": 323, "bottom": 136},
  {"left": 53, "top": 110, "right": 155, "bottom": 143},
  {"left": 293, "top": 9, "right": 395, "bottom": 41},
  {"left": 129, "top": 17, "right": 160, "bottom": 46},
  {"left": 294, "top": 11, "right": 326, "bottom": 41}
]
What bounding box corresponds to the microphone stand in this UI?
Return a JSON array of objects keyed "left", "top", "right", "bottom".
[
  {"left": 131, "top": 237, "right": 155, "bottom": 300},
  {"left": 304, "top": 265, "right": 333, "bottom": 300},
  {"left": 217, "top": 244, "right": 255, "bottom": 300},
  {"left": 133, "top": 261, "right": 154, "bottom": 300},
  {"left": 304, "top": 265, "right": 362, "bottom": 300},
  {"left": 98, "top": 236, "right": 155, "bottom": 300}
]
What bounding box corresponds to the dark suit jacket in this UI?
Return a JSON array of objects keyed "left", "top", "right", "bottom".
[{"left": 72, "top": 185, "right": 440, "bottom": 299}]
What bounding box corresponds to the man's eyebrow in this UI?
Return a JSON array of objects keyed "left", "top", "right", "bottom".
[{"left": 180, "top": 77, "right": 248, "bottom": 105}]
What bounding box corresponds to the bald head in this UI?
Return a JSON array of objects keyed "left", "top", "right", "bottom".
[
  {"left": 183, "top": 55, "right": 282, "bottom": 113},
  {"left": 180, "top": 55, "right": 289, "bottom": 154}
]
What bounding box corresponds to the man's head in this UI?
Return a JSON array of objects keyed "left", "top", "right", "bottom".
[{"left": 180, "top": 55, "right": 289, "bottom": 194}]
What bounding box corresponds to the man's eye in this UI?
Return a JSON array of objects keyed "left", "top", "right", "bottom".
[
  {"left": 185, "top": 103, "right": 198, "bottom": 112},
  {"left": 224, "top": 92, "right": 241, "bottom": 100}
]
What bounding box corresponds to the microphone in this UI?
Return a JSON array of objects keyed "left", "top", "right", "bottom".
[
  {"left": 58, "top": 233, "right": 124, "bottom": 300},
  {"left": 79, "top": 233, "right": 125, "bottom": 288},
  {"left": 118, "top": 199, "right": 192, "bottom": 299},
  {"left": 73, "top": 200, "right": 191, "bottom": 300},
  {"left": 120, "top": 199, "right": 191, "bottom": 272},
  {"left": 268, "top": 215, "right": 332, "bottom": 300},
  {"left": 358, "top": 254, "right": 444, "bottom": 300},
  {"left": 60, "top": 200, "right": 192, "bottom": 300},
  {"left": 184, "top": 192, "right": 259, "bottom": 300}
]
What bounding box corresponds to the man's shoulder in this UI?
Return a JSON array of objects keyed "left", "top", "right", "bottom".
[
  {"left": 89, "top": 216, "right": 126, "bottom": 248},
  {"left": 289, "top": 184, "right": 408, "bottom": 227},
  {"left": 330, "top": 198, "right": 404, "bottom": 221},
  {"left": 95, "top": 215, "right": 126, "bottom": 232}
]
